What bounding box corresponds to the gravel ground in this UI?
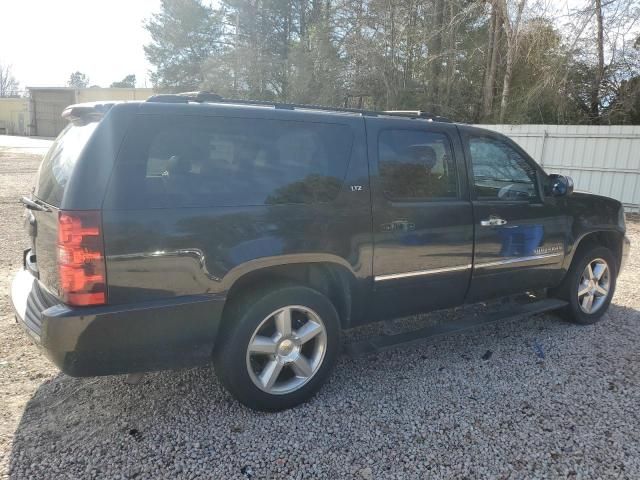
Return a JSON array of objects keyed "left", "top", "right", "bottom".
[{"left": 1, "top": 138, "right": 639, "bottom": 479}]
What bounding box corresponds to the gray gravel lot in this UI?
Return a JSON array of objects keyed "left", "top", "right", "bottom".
[{"left": 1, "top": 140, "right": 639, "bottom": 479}]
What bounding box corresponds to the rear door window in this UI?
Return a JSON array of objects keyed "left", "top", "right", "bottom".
[
  {"left": 378, "top": 129, "right": 458, "bottom": 201},
  {"left": 35, "top": 122, "right": 98, "bottom": 206},
  {"left": 107, "top": 115, "right": 354, "bottom": 208}
]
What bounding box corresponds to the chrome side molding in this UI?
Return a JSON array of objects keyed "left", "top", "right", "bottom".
[
  {"left": 474, "top": 253, "right": 563, "bottom": 269},
  {"left": 374, "top": 253, "right": 564, "bottom": 282},
  {"left": 374, "top": 264, "right": 472, "bottom": 282}
]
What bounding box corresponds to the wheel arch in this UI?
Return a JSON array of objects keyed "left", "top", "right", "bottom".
[
  {"left": 220, "top": 257, "right": 361, "bottom": 333},
  {"left": 563, "top": 228, "right": 625, "bottom": 274}
]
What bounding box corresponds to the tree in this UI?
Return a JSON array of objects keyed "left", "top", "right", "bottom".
[
  {"left": 68, "top": 71, "right": 89, "bottom": 88},
  {"left": 144, "top": 0, "right": 224, "bottom": 92},
  {"left": 0, "top": 62, "right": 19, "bottom": 97},
  {"left": 497, "top": 0, "right": 526, "bottom": 123},
  {"left": 589, "top": 0, "right": 605, "bottom": 123},
  {"left": 507, "top": 18, "right": 572, "bottom": 123},
  {"left": 563, "top": 0, "right": 640, "bottom": 124},
  {"left": 481, "top": 1, "right": 501, "bottom": 121},
  {"left": 607, "top": 76, "right": 640, "bottom": 124},
  {"left": 143, "top": 0, "right": 640, "bottom": 124},
  {"left": 110, "top": 74, "right": 136, "bottom": 88},
  {"left": 289, "top": 2, "right": 345, "bottom": 106}
]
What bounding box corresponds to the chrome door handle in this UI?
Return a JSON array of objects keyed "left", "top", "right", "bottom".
[{"left": 480, "top": 216, "right": 508, "bottom": 227}]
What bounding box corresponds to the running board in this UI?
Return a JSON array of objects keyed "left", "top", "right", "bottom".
[{"left": 344, "top": 298, "right": 568, "bottom": 356}]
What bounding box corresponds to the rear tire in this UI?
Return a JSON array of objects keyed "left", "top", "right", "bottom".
[
  {"left": 214, "top": 285, "right": 340, "bottom": 411},
  {"left": 552, "top": 246, "right": 617, "bottom": 325}
]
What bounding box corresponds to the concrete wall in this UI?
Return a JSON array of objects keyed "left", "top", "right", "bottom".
[
  {"left": 0, "top": 98, "right": 29, "bottom": 135},
  {"left": 77, "top": 87, "right": 155, "bottom": 103},
  {"left": 25, "top": 87, "right": 156, "bottom": 137},
  {"left": 479, "top": 124, "right": 640, "bottom": 212},
  {"left": 29, "top": 89, "right": 76, "bottom": 137}
]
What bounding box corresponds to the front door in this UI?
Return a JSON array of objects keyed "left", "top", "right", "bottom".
[
  {"left": 367, "top": 117, "right": 474, "bottom": 320},
  {"left": 461, "top": 128, "right": 569, "bottom": 301}
]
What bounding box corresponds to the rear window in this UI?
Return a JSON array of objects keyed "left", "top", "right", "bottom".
[
  {"left": 106, "top": 115, "right": 354, "bottom": 208},
  {"left": 35, "top": 122, "right": 98, "bottom": 206}
]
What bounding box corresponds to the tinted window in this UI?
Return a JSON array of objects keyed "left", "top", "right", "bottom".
[
  {"left": 35, "top": 122, "right": 98, "bottom": 206},
  {"left": 468, "top": 136, "right": 538, "bottom": 201},
  {"left": 108, "top": 115, "right": 353, "bottom": 208},
  {"left": 378, "top": 129, "right": 458, "bottom": 200}
]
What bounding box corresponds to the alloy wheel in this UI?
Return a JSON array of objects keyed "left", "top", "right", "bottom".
[
  {"left": 246, "top": 305, "right": 327, "bottom": 395},
  {"left": 577, "top": 258, "right": 611, "bottom": 314}
]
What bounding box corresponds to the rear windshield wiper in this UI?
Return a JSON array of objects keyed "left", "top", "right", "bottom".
[{"left": 20, "top": 197, "right": 51, "bottom": 212}]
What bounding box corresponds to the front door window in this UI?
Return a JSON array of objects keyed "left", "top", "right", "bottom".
[{"left": 468, "top": 137, "right": 539, "bottom": 202}]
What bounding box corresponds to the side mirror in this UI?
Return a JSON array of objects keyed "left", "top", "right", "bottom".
[{"left": 548, "top": 174, "right": 574, "bottom": 197}]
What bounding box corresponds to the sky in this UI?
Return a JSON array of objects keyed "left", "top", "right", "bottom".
[{"left": 0, "top": 0, "right": 161, "bottom": 90}]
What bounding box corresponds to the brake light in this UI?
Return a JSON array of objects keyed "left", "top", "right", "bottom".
[{"left": 57, "top": 210, "right": 107, "bottom": 306}]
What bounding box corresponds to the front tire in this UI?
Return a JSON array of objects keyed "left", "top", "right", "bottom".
[
  {"left": 553, "top": 246, "right": 617, "bottom": 325},
  {"left": 214, "top": 285, "right": 340, "bottom": 411}
]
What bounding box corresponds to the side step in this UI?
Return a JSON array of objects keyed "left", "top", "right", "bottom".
[{"left": 344, "top": 298, "right": 568, "bottom": 356}]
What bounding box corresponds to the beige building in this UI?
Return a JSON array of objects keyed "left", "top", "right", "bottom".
[
  {"left": 28, "top": 87, "right": 155, "bottom": 137},
  {"left": 0, "top": 97, "right": 29, "bottom": 135},
  {"left": 0, "top": 87, "right": 155, "bottom": 137}
]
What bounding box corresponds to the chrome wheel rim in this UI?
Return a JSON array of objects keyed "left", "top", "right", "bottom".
[
  {"left": 578, "top": 258, "right": 611, "bottom": 314},
  {"left": 246, "top": 305, "right": 327, "bottom": 395}
]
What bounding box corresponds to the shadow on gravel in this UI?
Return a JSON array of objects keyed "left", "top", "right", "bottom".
[{"left": 8, "top": 303, "right": 640, "bottom": 479}]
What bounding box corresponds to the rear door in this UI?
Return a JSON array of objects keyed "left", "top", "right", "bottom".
[
  {"left": 461, "top": 128, "right": 569, "bottom": 301},
  {"left": 366, "top": 117, "right": 473, "bottom": 320}
]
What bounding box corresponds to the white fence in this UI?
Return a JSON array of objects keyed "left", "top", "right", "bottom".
[{"left": 478, "top": 125, "right": 640, "bottom": 212}]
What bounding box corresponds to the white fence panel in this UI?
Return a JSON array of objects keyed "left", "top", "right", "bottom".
[{"left": 477, "top": 125, "right": 640, "bottom": 212}]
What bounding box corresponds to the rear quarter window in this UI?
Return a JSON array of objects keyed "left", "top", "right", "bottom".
[
  {"left": 106, "top": 115, "right": 354, "bottom": 208},
  {"left": 35, "top": 122, "right": 98, "bottom": 206}
]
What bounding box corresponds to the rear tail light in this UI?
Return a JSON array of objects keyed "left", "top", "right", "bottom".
[{"left": 57, "top": 210, "right": 107, "bottom": 306}]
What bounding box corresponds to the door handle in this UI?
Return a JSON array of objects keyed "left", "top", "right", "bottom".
[{"left": 480, "top": 216, "right": 508, "bottom": 227}]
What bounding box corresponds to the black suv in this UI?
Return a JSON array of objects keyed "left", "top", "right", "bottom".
[{"left": 11, "top": 93, "right": 630, "bottom": 411}]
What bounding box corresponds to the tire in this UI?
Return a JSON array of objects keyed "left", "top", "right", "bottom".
[
  {"left": 213, "top": 284, "right": 340, "bottom": 411},
  {"left": 552, "top": 245, "right": 617, "bottom": 325}
]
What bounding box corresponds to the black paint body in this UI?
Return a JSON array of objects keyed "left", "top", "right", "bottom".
[{"left": 11, "top": 101, "right": 630, "bottom": 376}]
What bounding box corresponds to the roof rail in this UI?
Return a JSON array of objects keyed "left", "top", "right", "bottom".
[
  {"left": 146, "top": 91, "right": 381, "bottom": 115},
  {"left": 383, "top": 110, "right": 452, "bottom": 122},
  {"left": 146, "top": 91, "right": 223, "bottom": 103},
  {"left": 145, "top": 91, "right": 454, "bottom": 123},
  {"left": 200, "top": 97, "right": 387, "bottom": 116}
]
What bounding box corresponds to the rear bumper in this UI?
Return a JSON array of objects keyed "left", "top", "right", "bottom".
[{"left": 10, "top": 269, "right": 225, "bottom": 377}]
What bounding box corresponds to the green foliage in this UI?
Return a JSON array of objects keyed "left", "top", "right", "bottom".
[
  {"left": 607, "top": 77, "right": 640, "bottom": 124},
  {"left": 144, "top": 0, "right": 640, "bottom": 124},
  {"left": 144, "top": 0, "right": 224, "bottom": 91},
  {"left": 507, "top": 18, "right": 571, "bottom": 123},
  {"left": 68, "top": 71, "right": 89, "bottom": 89},
  {"left": 110, "top": 74, "right": 136, "bottom": 88}
]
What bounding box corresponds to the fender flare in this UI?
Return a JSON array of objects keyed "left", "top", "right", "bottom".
[{"left": 561, "top": 227, "right": 625, "bottom": 272}]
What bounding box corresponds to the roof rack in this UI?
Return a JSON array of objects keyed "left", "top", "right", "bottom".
[
  {"left": 145, "top": 91, "right": 453, "bottom": 123},
  {"left": 146, "top": 91, "right": 224, "bottom": 103},
  {"left": 383, "top": 110, "right": 452, "bottom": 122}
]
